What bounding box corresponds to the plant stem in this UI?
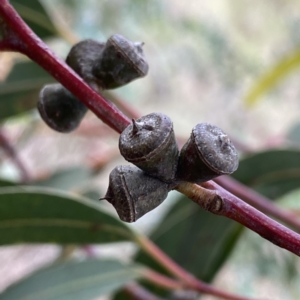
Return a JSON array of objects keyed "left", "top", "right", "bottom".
[
  {"left": 143, "top": 269, "right": 184, "bottom": 290},
  {"left": 0, "top": 0, "right": 131, "bottom": 133},
  {"left": 0, "top": 39, "right": 12, "bottom": 51},
  {"left": 104, "top": 91, "right": 141, "bottom": 120},
  {"left": 0, "top": 128, "right": 30, "bottom": 183},
  {"left": 124, "top": 283, "right": 163, "bottom": 300},
  {"left": 176, "top": 181, "right": 300, "bottom": 256},
  {"left": 136, "top": 235, "right": 262, "bottom": 300},
  {"left": 1, "top": 0, "right": 300, "bottom": 260},
  {"left": 214, "top": 176, "right": 300, "bottom": 232}
]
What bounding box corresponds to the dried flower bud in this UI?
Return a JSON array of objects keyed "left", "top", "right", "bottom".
[
  {"left": 119, "top": 113, "right": 179, "bottom": 183},
  {"left": 101, "top": 165, "right": 170, "bottom": 222},
  {"left": 38, "top": 83, "right": 87, "bottom": 133},
  {"left": 92, "top": 34, "right": 149, "bottom": 89},
  {"left": 176, "top": 123, "right": 239, "bottom": 183},
  {"left": 38, "top": 35, "right": 149, "bottom": 132},
  {"left": 66, "top": 39, "right": 105, "bottom": 85}
]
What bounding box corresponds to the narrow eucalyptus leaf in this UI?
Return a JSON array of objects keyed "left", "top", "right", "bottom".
[
  {"left": 0, "top": 259, "right": 143, "bottom": 300},
  {"left": 10, "top": 0, "right": 57, "bottom": 38},
  {"left": 232, "top": 150, "right": 300, "bottom": 199},
  {"left": 0, "top": 61, "right": 54, "bottom": 120},
  {"left": 0, "top": 186, "right": 133, "bottom": 245}
]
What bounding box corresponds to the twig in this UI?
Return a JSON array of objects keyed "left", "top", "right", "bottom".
[
  {"left": 1, "top": 0, "right": 300, "bottom": 260},
  {"left": 176, "top": 181, "right": 300, "bottom": 256},
  {"left": 214, "top": 176, "right": 300, "bottom": 232},
  {"left": 137, "top": 236, "right": 263, "bottom": 300},
  {"left": 143, "top": 269, "right": 185, "bottom": 290},
  {"left": 124, "top": 283, "right": 163, "bottom": 300},
  {"left": 0, "top": 39, "right": 12, "bottom": 51},
  {"left": 104, "top": 91, "right": 141, "bottom": 120},
  {"left": 0, "top": 128, "right": 30, "bottom": 183},
  {"left": 0, "top": 0, "right": 131, "bottom": 133}
]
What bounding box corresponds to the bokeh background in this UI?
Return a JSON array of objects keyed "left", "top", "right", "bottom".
[{"left": 1, "top": 0, "right": 300, "bottom": 299}]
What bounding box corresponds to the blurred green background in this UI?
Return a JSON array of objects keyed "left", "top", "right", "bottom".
[{"left": 1, "top": 0, "right": 300, "bottom": 299}]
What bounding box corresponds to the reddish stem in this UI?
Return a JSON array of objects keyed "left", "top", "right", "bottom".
[
  {"left": 0, "top": 128, "right": 30, "bottom": 183},
  {"left": 0, "top": 39, "right": 12, "bottom": 51},
  {"left": 137, "top": 236, "right": 260, "bottom": 300},
  {"left": 124, "top": 283, "right": 162, "bottom": 300},
  {"left": 199, "top": 181, "right": 300, "bottom": 256},
  {"left": 215, "top": 176, "right": 300, "bottom": 232},
  {"left": 143, "top": 269, "right": 184, "bottom": 290},
  {"left": 1, "top": 0, "right": 300, "bottom": 261},
  {"left": 104, "top": 91, "right": 141, "bottom": 120},
  {"left": 0, "top": 0, "right": 130, "bottom": 133}
]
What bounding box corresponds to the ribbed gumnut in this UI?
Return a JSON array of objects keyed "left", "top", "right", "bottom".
[
  {"left": 66, "top": 39, "right": 105, "bottom": 84},
  {"left": 176, "top": 123, "right": 239, "bottom": 183},
  {"left": 119, "top": 113, "right": 179, "bottom": 183},
  {"left": 38, "top": 84, "right": 87, "bottom": 133},
  {"left": 102, "top": 165, "right": 170, "bottom": 222},
  {"left": 92, "top": 34, "right": 149, "bottom": 89}
]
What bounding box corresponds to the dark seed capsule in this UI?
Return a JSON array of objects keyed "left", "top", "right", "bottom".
[
  {"left": 38, "top": 40, "right": 100, "bottom": 133},
  {"left": 63, "top": 40, "right": 105, "bottom": 128},
  {"left": 38, "top": 84, "right": 88, "bottom": 133},
  {"left": 66, "top": 39, "right": 105, "bottom": 84},
  {"left": 101, "top": 165, "right": 170, "bottom": 223},
  {"left": 119, "top": 113, "right": 179, "bottom": 183},
  {"left": 38, "top": 35, "right": 149, "bottom": 133},
  {"left": 93, "top": 34, "right": 149, "bottom": 89},
  {"left": 176, "top": 123, "right": 239, "bottom": 183}
]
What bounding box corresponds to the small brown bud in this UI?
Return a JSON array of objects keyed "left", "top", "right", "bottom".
[
  {"left": 176, "top": 123, "right": 239, "bottom": 183},
  {"left": 92, "top": 34, "right": 149, "bottom": 89},
  {"left": 119, "top": 113, "right": 179, "bottom": 183},
  {"left": 101, "top": 165, "right": 170, "bottom": 222},
  {"left": 38, "top": 84, "right": 87, "bottom": 133},
  {"left": 66, "top": 39, "right": 105, "bottom": 84}
]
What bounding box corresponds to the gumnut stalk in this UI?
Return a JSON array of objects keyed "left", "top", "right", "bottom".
[
  {"left": 176, "top": 123, "right": 239, "bottom": 183},
  {"left": 119, "top": 112, "right": 179, "bottom": 183},
  {"left": 101, "top": 165, "right": 170, "bottom": 222}
]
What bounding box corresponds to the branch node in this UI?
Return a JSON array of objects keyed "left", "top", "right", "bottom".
[{"left": 175, "top": 182, "right": 224, "bottom": 215}]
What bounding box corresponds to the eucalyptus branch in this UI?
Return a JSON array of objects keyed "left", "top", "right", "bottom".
[
  {"left": 124, "top": 283, "right": 163, "bottom": 300},
  {"left": 176, "top": 181, "right": 300, "bottom": 256},
  {"left": 0, "top": 39, "right": 12, "bottom": 51},
  {"left": 214, "top": 176, "right": 300, "bottom": 232},
  {"left": 137, "top": 236, "right": 262, "bottom": 300},
  {"left": 0, "top": 128, "right": 30, "bottom": 183},
  {"left": 0, "top": 0, "right": 130, "bottom": 133},
  {"left": 104, "top": 91, "right": 141, "bottom": 119},
  {"left": 142, "top": 269, "right": 185, "bottom": 290},
  {"left": 1, "top": 0, "right": 300, "bottom": 260}
]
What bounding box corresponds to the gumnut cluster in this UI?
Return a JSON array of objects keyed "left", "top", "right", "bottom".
[
  {"left": 37, "top": 34, "right": 239, "bottom": 223},
  {"left": 38, "top": 34, "right": 148, "bottom": 133},
  {"left": 102, "top": 112, "right": 239, "bottom": 222}
]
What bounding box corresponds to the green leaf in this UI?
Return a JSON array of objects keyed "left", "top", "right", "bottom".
[
  {"left": 0, "top": 186, "right": 133, "bottom": 244},
  {"left": 0, "top": 61, "right": 55, "bottom": 120},
  {"left": 0, "top": 259, "right": 143, "bottom": 300},
  {"left": 135, "top": 196, "right": 243, "bottom": 282},
  {"left": 0, "top": 179, "right": 16, "bottom": 187},
  {"left": 245, "top": 49, "right": 300, "bottom": 106},
  {"left": 10, "top": 0, "right": 57, "bottom": 39},
  {"left": 36, "top": 167, "right": 92, "bottom": 191},
  {"left": 232, "top": 149, "right": 300, "bottom": 199},
  {"left": 35, "top": 167, "right": 100, "bottom": 199}
]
